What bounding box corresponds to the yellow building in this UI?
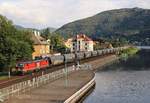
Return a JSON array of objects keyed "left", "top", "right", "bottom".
[
  {"left": 64, "top": 38, "right": 73, "bottom": 48},
  {"left": 31, "top": 31, "right": 50, "bottom": 59}
]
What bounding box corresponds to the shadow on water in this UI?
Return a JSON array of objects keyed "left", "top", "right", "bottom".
[{"left": 101, "top": 49, "right": 150, "bottom": 71}]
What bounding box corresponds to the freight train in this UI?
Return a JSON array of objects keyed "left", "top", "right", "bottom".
[{"left": 16, "top": 47, "right": 126, "bottom": 74}]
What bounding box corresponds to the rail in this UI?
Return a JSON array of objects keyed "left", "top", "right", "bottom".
[{"left": 0, "top": 64, "right": 92, "bottom": 102}]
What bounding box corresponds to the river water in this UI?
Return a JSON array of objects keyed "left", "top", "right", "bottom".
[{"left": 83, "top": 49, "right": 150, "bottom": 103}]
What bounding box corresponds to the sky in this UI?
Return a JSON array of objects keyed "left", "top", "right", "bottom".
[{"left": 0, "top": 0, "right": 150, "bottom": 29}]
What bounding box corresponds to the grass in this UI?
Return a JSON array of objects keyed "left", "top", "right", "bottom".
[{"left": 0, "top": 76, "right": 9, "bottom": 80}]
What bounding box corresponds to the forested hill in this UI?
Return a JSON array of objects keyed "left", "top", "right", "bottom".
[{"left": 56, "top": 7, "right": 150, "bottom": 45}]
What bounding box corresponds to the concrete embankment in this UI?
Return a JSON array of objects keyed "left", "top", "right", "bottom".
[{"left": 4, "top": 55, "right": 118, "bottom": 103}]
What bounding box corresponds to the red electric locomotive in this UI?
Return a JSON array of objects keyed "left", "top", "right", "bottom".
[
  {"left": 39, "top": 59, "right": 49, "bottom": 69},
  {"left": 16, "top": 59, "right": 49, "bottom": 74}
]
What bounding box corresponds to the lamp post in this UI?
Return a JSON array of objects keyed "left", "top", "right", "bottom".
[{"left": 64, "top": 48, "right": 68, "bottom": 87}]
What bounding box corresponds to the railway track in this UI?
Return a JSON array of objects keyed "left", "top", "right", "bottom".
[{"left": 0, "top": 54, "right": 114, "bottom": 89}]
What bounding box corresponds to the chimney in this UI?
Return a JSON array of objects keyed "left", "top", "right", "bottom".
[
  {"left": 83, "top": 34, "right": 85, "bottom": 38},
  {"left": 34, "top": 30, "right": 37, "bottom": 36},
  {"left": 33, "top": 30, "right": 40, "bottom": 36},
  {"left": 37, "top": 31, "right": 40, "bottom": 36}
]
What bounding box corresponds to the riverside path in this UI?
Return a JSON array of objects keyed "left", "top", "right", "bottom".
[{"left": 3, "top": 70, "right": 94, "bottom": 103}]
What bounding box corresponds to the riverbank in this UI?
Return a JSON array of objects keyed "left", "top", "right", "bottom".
[
  {"left": 86, "top": 55, "right": 118, "bottom": 71},
  {"left": 119, "top": 47, "right": 139, "bottom": 58}
]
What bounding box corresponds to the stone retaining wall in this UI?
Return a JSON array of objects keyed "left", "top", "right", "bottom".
[{"left": 64, "top": 78, "right": 95, "bottom": 103}]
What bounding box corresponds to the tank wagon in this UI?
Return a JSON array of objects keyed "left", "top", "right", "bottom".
[
  {"left": 84, "top": 51, "right": 92, "bottom": 58},
  {"left": 63, "top": 53, "right": 75, "bottom": 63},
  {"left": 102, "top": 49, "right": 107, "bottom": 55},
  {"left": 48, "top": 55, "right": 64, "bottom": 65},
  {"left": 91, "top": 51, "right": 98, "bottom": 56},
  {"left": 105, "top": 49, "right": 109, "bottom": 54},
  {"left": 76, "top": 52, "right": 85, "bottom": 60},
  {"left": 106, "top": 49, "right": 111, "bottom": 54},
  {"left": 97, "top": 50, "right": 103, "bottom": 56},
  {"left": 110, "top": 48, "right": 115, "bottom": 53}
]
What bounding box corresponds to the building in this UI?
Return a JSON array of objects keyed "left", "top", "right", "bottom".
[
  {"left": 31, "top": 31, "right": 50, "bottom": 59},
  {"left": 65, "top": 34, "right": 94, "bottom": 52},
  {"left": 94, "top": 40, "right": 113, "bottom": 50},
  {"left": 64, "top": 38, "right": 73, "bottom": 49}
]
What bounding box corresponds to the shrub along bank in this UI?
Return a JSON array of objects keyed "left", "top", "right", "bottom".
[{"left": 119, "top": 47, "right": 139, "bottom": 59}]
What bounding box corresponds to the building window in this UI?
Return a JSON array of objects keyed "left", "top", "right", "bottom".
[{"left": 40, "top": 49, "right": 42, "bottom": 54}]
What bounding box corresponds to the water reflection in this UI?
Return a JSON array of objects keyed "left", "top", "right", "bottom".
[
  {"left": 84, "top": 50, "right": 150, "bottom": 103},
  {"left": 102, "top": 50, "right": 150, "bottom": 71}
]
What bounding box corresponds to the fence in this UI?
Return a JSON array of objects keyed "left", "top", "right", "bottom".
[
  {"left": 77, "top": 63, "right": 92, "bottom": 70},
  {"left": 0, "top": 64, "right": 92, "bottom": 102}
]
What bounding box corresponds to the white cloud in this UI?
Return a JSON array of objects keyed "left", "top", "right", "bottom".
[{"left": 0, "top": 0, "right": 149, "bottom": 29}]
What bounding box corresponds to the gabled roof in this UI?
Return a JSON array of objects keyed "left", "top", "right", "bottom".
[
  {"left": 31, "top": 33, "right": 49, "bottom": 45},
  {"left": 75, "top": 34, "right": 93, "bottom": 41},
  {"left": 64, "top": 38, "right": 73, "bottom": 43}
]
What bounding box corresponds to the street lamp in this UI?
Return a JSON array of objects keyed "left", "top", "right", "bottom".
[{"left": 64, "top": 48, "right": 68, "bottom": 87}]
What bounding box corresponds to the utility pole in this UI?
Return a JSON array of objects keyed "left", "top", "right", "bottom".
[{"left": 8, "top": 68, "right": 11, "bottom": 78}]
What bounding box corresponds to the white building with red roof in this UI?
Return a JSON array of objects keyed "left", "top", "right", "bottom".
[{"left": 65, "top": 34, "right": 94, "bottom": 52}]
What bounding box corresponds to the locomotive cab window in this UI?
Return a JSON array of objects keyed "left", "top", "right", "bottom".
[{"left": 17, "top": 63, "right": 24, "bottom": 67}]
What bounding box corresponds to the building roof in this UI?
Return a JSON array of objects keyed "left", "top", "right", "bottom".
[
  {"left": 74, "top": 34, "right": 93, "bottom": 41},
  {"left": 64, "top": 38, "right": 73, "bottom": 44},
  {"left": 31, "top": 31, "right": 49, "bottom": 45},
  {"left": 64, "top": 34, "right": 93, "bottom": 47}
]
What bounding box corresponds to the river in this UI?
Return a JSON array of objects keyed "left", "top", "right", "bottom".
[{"left": 83, "top": 49, "right": 150, "bottom": 103}]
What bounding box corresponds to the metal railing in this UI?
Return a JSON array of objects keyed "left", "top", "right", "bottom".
[{"left": 0, "top": 64, "right": 92, "bottom": 102}]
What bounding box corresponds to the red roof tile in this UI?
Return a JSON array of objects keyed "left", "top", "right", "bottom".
[{"left": 76, "top": 34, "right": 93, "bottom": 41}]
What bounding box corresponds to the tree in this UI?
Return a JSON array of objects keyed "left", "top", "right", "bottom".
[
  {"left": 41, "top": 29, "right": 67, "bottom": 53},
  {"left": 50, "top": 33, "right": 66, "bottom": 53},
  {"left": 0, "top": 15, "right": 33, "bottom": 75},
  {"left": 41, "top": 28, "right": 51, "bottom": 40}
]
